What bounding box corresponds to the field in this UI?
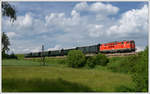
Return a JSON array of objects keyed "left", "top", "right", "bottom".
[{"left": 2, "top": 58, "right": 135, "bottom": 92}]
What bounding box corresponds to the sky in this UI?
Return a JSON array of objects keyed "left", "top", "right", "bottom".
[{"left": 2, "top": 1, "right": 149, "bottom": 54}]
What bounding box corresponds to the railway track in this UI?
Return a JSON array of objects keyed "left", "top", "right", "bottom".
[{"left": 103, "top": 52, "right": 137, "bottom": 57}]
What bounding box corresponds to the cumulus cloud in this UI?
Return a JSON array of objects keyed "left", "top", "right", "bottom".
[
  {"left": 2, "top": 2, "right": 148, "bottom": 54},
  {"left": 6, "top": 32, "right": 17, "bottom": 38},
  {"left": 74, "top": 2, "right": 119, "bottom": 15},
  {"left": 48, "top": 45, "right": 61, "bottom": 51},
  {"left": 88, "top": 24, "right": 104, "bottom": 37},
  {"left": 13, "top": 13, "right": 33, "bottom": 29},
  {"left": 90, "top": 2, "right": 119, "bottom": 15},
  {"left": 107, "top": 5, "right": 148, "bottom": 37},
  {"left": 136, "top": 46, "right": 145, "bottom": 52},
  {"left": 31, "top": 47, "right": 41, "bottom": 52},
  {"left": 74, "top": 2, "right": 89, "bottom": 11}
]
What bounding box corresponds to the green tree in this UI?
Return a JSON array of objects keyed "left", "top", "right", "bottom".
[
  {"left": 2, "top": 2, "right": 16, "bottom": 57},
  {"left": 2, "top": 32, "right": 10, "bottom": 55},
  {"left": 95, "top": 54, "right": 109, "bottom": 66},
  {"left": 67, "top": 50, "right": 86, "bottom": 68},
  {"left": 2, "top": 2, "right": 16, "bottom": 21},
  {"left": 86, "top": 56, "right": 96, "bottom": 68}
]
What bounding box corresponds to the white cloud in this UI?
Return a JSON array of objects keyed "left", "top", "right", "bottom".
[
  {"left": 136, "top": 46, "right": 145, "bottom": 52},
  {"left": 88, "top": 24, "right": 104, "bottom": 37},
  {"left": 90, "top": 2, "right": 119, "bottom": 15},
  {"left": 2, "top": 2, "right": 148, "bottom": 54},
  {"left": 48, "top": 45, "right": 61, "bottom": 51},
  {"left": 74, "top": 2, "right": 88, "bottom": 11},
  {"left": 31, "top": 47, "right": 41, "bottom": 52},
  {"left": 22, "top": 14, "right": 33, "bottom": 27},
  {"left": 74, "top": 2, "right": 119, "bottom": 15},
  {"left": 6, "top": 32, "right": 17, "bottom": 38},
  {"left": 107, "top": 5, "right": 148, "bottom": 37},
  {"left": 13, "top": 13, "right": 33, "bottom": 29}
]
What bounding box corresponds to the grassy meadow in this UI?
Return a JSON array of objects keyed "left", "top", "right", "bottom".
[{"left": 2, "top": 57, "right": 135, "bottom": 92}]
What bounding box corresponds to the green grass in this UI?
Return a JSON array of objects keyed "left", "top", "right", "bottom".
[
  {"left": 16, "top": 54, "right": 24, "bottom": 60},
  {"left": 2, "top": 59, "right": 41, "bottom": 66},
  {"left": 2, "top": 59, "right": 134, "bottom": 92},
  {"left": 2, "top": 58, "right": 66, "bottom": 67}
]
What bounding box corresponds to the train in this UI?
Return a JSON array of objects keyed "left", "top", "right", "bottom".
[{"left": 25, "top": 40, "right": 136, "bottom": 58}]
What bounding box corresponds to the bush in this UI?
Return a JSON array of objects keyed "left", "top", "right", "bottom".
[
  {"left": 2, "top": 53, "right": 9, "bottom": 59},
  {"left": 107, "top": 56, "right": 138, "bottom": 73},
  {"left": 95, "top": 54, "right": 109, "bottom": 66},
  {"left": 2, "top": 52, "right": 18, "bottom": 59},
  {"left": 67, "top": 50, "right": 86, "bottom": 68},
  {"left": 131, "top": 47, "right": 148, "bottom": 92},
  {"left": 9, "top": 53, "right": 18, "bottom": 59},
  {"left": 86, "top": 56, "right": 96, "bottom": 68},
  {"left": 107, "top": 46, "right": 148, "bottom": 92}
]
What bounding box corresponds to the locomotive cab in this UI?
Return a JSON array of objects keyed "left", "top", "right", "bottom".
[{"left": 130, "top": 40, "right": 136, "bottom": 51}]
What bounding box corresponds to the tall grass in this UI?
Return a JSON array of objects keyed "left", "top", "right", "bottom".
[
  {"left": 3, "top": 78, "right": 92, "bottom": 92},
  {"left": 2, "top": 60, "right": 134, "bottom": 92},
  {"left": 2, "top": 58, "right": 66, "bottom": 67},
  {"left": 2, "top": 59, "right": 41, "bottom": 66}
]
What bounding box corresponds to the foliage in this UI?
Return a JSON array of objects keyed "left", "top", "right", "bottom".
[
  {"left": 95, "top": 54, "right": 109, "bottom": 66},
  {"left": 67, "top": 50, "right": 86, "bottom": 68},
  {"left": 2, "top": 32, "right": 10, "bottom": 55},
  {"left": 9, "top": 52, "right": 18, "bottom": 59},
  {"left": 2, "top": 2, "right": 16, "bottom": 21},
  {"left": 131, "top": 46, "right": 148, "bottom": 92},
  {"left": 2, "top": 2, "right": 16, "bottom": 58},
  {"left": 2, "top": 52, "right": 18, "bottom": 59},
  {"left": 2, "top": 53, "right": 9, "bottom": 59},
  {"left": 107, "top": 55, "right": 138, "bottom": 73},
  {"left": 107, "top": 46, "right": 148, "bottom": 92},
  {"left": 86, "top": 56, "right": 96, "bottom": 68}
]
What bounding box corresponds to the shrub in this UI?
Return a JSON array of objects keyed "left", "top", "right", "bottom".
[
  {"left": 67, "top": 50, "right": 86, "bottom": 68},
  {"left": 107, "top": 46, "right": 148, "bottom": 92},
  {"left": 131, "top": 46, "right": 148, "bottom": 92},
  {"left": 2, "top": 53, "right": 9, "bottom": 59},
  {"left": 2, "top": 52, "right": 18, "bottom": 59},
  {"left": 9, "top": 53, "right": 18, "bottom": 59},
  {"left": 86, "top": 56, "right": 96, "bottom": 68},
  {"left": 107, "top": 56, "right": 138, "bottom": 73},
  {"left": 95, "top": 54, "right": 109, "bottom": 66}
]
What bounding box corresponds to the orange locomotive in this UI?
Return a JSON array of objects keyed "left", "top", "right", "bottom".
[{"left": 100, "top": 40, "right": 136, "bottom": 53}]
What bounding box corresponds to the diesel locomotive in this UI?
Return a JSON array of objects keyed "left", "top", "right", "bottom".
[{"left": 25, "top": 40, "right": 136, "bottom": 58}]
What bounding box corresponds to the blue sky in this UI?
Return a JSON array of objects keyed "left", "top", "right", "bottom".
[{"left": 2, "top": 1, "right": 148, "bottom": 54}]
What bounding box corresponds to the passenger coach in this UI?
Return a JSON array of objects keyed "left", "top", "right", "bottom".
[{"left": 25, "top": 40, "right": 136, "bottom": 58}]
